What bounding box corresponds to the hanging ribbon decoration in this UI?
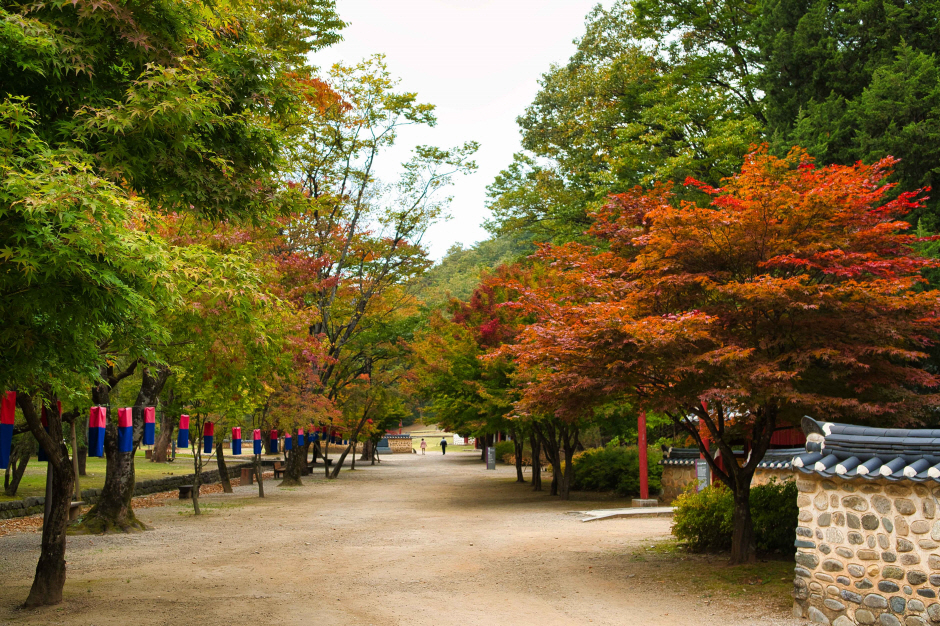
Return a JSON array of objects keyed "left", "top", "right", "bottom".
[
  {"left": 143, "top": 407, "right": 155, "bottom": 446},
  {"left": 204, "top": 421, "right": 214, "bottom": 453},
  {"left": 284, "top": 432, "right": 293, "bottom": 452},
  {"left": 117, "top": 407, "right": 134, "bottom": 453},
  {"left": 88, "top": 406, "right": 106, "bottom": 457},
  {"left": 232, "top": 427, "right": 242, "bottom": 455},
  {"left": 253, "top": 429, "right": 262, "bottom": 455},
  {"left": 309, "top": 425, "right": 318, "bottom": 443},
  {"left": 297, "top": 427, "right": 305, "bottom": 447},
  {"left": 178, "top": 414, "right": 190, "bottom": 449},
  {"left": 0, "top": 391, "right": 15, "bottom": 469},
  {"left": 269, "top": 429, "right": 279, "bottom": 454}
]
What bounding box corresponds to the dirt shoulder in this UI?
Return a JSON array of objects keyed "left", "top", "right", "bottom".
[{"left": 0, "top": 451, "right": 805, "bottom": 625}]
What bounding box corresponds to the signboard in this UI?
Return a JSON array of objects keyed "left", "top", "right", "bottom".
[
  {"left": 696, "top": 459, "right": 710, "bottom": 492},
  {"left": 486, "top": 447, "right": 496, "bottom": 470}
]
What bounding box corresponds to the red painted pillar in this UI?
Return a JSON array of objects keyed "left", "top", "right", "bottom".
[{"left": 638, "top": 409, "right": 648, "bottom": 500}]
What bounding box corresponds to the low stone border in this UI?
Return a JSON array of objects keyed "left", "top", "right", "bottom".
[{"left": 0, "top": 463, "right": 252, "bottom": 520}]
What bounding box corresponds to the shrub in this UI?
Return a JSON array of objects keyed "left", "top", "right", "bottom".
[
  {"left": 494, "top": 440, "right": 515, "bottom": 462},
  {"left": 570, "top": 445, "right": 663, "bottom": 497},
  {"left": 671, "top": 479, "right": 798, "bottom": 554}
]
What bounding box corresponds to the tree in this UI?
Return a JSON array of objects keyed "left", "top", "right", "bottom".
[{"left": 499, "top": 148, "right": 940, "bottom": 562}]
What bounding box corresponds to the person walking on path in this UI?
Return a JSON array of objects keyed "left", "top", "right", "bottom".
[
  {"left": 440, "top": 437, "right": 447, "bottom": 455},
  {"left": 420, "top": 438, "right": 427, "bottom": 455}
]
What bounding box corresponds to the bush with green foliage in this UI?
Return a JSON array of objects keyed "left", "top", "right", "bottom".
[
  {"left": 494, "top": 440, "right": 516, "bottom": 461},
  {"left": 570, "top": 445, "right": 663, "bottom": 497},
  {"left": 672, "top": 480, "right": 798, "bottom": 554}
]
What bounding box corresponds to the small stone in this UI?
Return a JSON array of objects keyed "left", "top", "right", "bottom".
[
  {"left": 797, "top": 479, "right": 818, "bottom": 492},
  {"left": 848, "top": 564, "right": 866, "bottom": 578},
  {"left": 880, "top": 581, "right": 901, "bottom": 593},
  {"left": 874, "top": 495, "right": 893, "bottom": 514},
  {"left": 931, "top": 574, "right": 940, "bottom": 586},
  {"left": 909, "top": 571, "right": 929, "bottom": 586},
  {"left": 823, "top": 559, "right": 844, "bottom": 572},
  {"left": 912, "top": 521, "right": 931, "bottom": 535},
  {"left": 819, "top": 512, "right": 832, "bottom": 527},
  {"left": 906, "top": 586, "right": 914, "bottom": 595},
  {"left": 858, "top": 549, "right": 880, "bottom": 560},
  {"left": 841, "top": 589, "right": 862, "bottom": 603},
  {"left": 827, "top": 585, "right": 841, "bottom": 597},
  {"left": 798, "top": 495, "right": 812, "bottom": 508},
  {"left": 833, "top": 617, "right": 855, "bottom": 626},
  {"left": 879, "top": 534, "right": 891, "bottom": 549},
  {"left": 816, "top": 492, "right": 830, "bottom": 511},
  {"left": 931, "top": 521, "right": 940, "bottom": 542},
  {"left": 884, "top": 552, "right": 899, "bottom": 563},
  {"left": 828, "top": 528, "right": 845, "bottom": 544},
  {"left": 816, "top": 573, "right": 835, "bottom": 583},
  {"left": 797, "top": 526, "right": 814, "bottom": 537},
  {"left": 811, "top": 581, "right": 825, "bottom": 593},
  {"left": 824, "top": 598, "right": 845, "bottom": 611},
  {"left": 832, "top": 494, "right": 840, "bottom": 508},
  {"left": 821, "top": 543, "right": 833, "bottom": 554},
  {"left": 808, "top": 606, "right": 830, "bottom": 624},
  {"left": 898, "top": 517, "right": 911, "bottom": 536},
  {"left": 884, "top": 566, "right": 905, "bottom": 579},
  {"left": 834, "top": 512, "right": 846, "bottom": 526},
  {"left": 892, "top": 596, "right": 908, "bottom": 613},
  {"left": 919, "top": 540, "right": 940, "bottom": 550},
  {"left": 918, "top": 589, "right": 937, "bottom": 599},
  {"left": 850, "top": 532, "right": 865, "bottom": 545},
  {"left": 900, "top": 538, "right": 916, "bottom": 552},
  {"left": 929, "top": 554, "right": 940, "bottom": 570},
  {"left": 896, "top": 499, "right": 917, "bottom": 515},
  {"left": 865, "top": 594, "right": 889, "bottom": 608},
  {"left": 911, "top": 599, "right": 926, "bottom": 612},
  {"left": 844, "top": 495, "right": 870, "bottom": 512},
  {"left": 884, "top": 517, "right": 896, "bottom": 533},
  {"left": 924, "top": 499, "right": 936, "bottom": 519},
  {"left": 887, "top": 485, "right": 913, "bottom": 497},
  {"left": 855, "top": 609, "right": 876, "bottom": 624},
  {"left": 800, "top": 510, "right": 815, "bottom": 522},
  {"left": 819, "top": 528, "right": 826, "bottom": 540},
  {"left": 836, "top": 548, "right": 854, "bottom": 558},
  {"left": 905, "top": 616, "right": 927, "bottom": 626},
  {"left": 857, "top": 579, "right": 875, "bottom": 590},
  {"left": 928, "top": 603, "right": 940, "bottom": 620},
  {"left": 849, "top": 513, "right": 862, "bottom": 529},
  {"left": 836, "top": 575, "right": 851, "bottom": 585},
  {"left": 795, "top": 566, "right": 813, "bottom": 578},
  {"left": 796, "top": 540, "right": 817, "bottom": 549},
  {"left": 864, "top": 515, "right": 881, "bottom": 530},
  {"left": 822, "top": 480, "right": 838, "bottom": 490},
  {"left": 879, "top": 615, "right": 901, "bottom": 626},
  {"left": 870, "top": 536, "right": 878, "bottom": 548},
  {"left": 902, "top": 554, "right": 922, "bottom": 566}
]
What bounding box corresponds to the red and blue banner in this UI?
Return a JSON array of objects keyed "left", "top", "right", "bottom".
[
  {"left": 0, "top": 391, "right": 15, "bottom": 469},
  {"left": 284, "top": 433, "right": 292, "bottom": 451},
  {"left": 269, "top": 429, "right": 278, "bottom": 454},
  {"left": 88, "top": 406, "right": 106, "bottom": 457},
  {"left": 253, "top": 429, "right": 262, "bottom": 455},
  {"left": 117, "top": 407, "right": 133, "bottom": 453},
  {"left": 204, "top": 421, "right": 214, "bottom": 453},
  {"left": 143, "top": 407, "right": 155, "bottom": 446},
  {"left": 297, "top": 428, "right": 305, "bottom": 447},
  {"left": 232, "top": 427, "right": 242, "bottom": 455},
  {"left": 178, "top": 414, "right": 190, "bottom": 448}
]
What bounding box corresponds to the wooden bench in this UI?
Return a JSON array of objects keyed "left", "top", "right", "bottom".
[
  {"left": 68, "top": 501, "right": 85, "bottom": 521},
  {"left": 178, "top": 485, "right": 193, "bottom": 499},
  {"left": 273, "top": 462, "right": 286, "bottom": 479}
]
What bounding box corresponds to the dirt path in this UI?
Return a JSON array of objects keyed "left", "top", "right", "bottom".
[{"left": 0, "top": 452, "right": 804, "bottom": 625}]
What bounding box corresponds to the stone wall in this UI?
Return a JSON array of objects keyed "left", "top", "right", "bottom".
[
  {"left": 793, "top": 472, "right": 940, "bottom": 625},
  {"left": 659, "top": 464, "right": 796, "bottom": 504},
  {"left": 386, "top": 435, "right": 413, "bottom": 453},
  {"left": 0, "top": 462, "right": 250, "bottom": 520}
]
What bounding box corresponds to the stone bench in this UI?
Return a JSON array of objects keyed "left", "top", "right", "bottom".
[{"left": 68, "top": 501, "right": 85, "bottom": 521}]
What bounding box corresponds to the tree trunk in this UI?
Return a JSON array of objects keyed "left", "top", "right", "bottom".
[
  {"left": 731, "top": 484, "right": 756, "bottom": 564},
  {"left": 534, "top": 422, "right": 561, "bottom": 496},
  {"left": 512, "top": 428, "right": 525, "bottom": 483},
  {"left": 359, "top": 439, "right": 372, "bottom": 462},
  {"left": 529, "top": 430, "right": 541, "bottom": 492},
  {"left": 18, "top": 393, "right": 75, "bottom": 607},
  {"left": 152, "top": 409, "right": 174, "bottom": 463},
  {"left": 254, "top": 454, "right": 265, "bottom": 498},
  {"left": 77, "top": 445, "right": 87, "bottom": 476},
  {"left": 78, "top": 365, "right": 168, "bottom": 533},
  {"left": 351, "top": 441, "right": 357, "bottom": 470},
  {"left": 4, "top": 436, "right": 32, "bottom": 497},
  {"left": 329, "top": 443, "right": 354, "bottom": 478},
  {"left": 216, "top": 439, "right": 232, "bottom": 493},
  {"left": 281, "top": 439, "right": 306, "bottom": 487},
  {"left": 192, "top": 468, "right": 202, "bottom": 515},
  {"left": 558, "top": 423, "right": 579, "bottom": 501}
]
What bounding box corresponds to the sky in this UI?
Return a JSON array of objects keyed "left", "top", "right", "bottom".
[{"left": 312, "top": 0, "right": 612, "bottom": 260}]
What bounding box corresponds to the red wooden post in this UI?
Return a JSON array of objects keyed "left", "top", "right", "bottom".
[{"left": 638, "top": 409, "right": 648, "bottom": 500}]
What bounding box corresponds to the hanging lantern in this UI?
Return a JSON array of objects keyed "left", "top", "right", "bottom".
[
  {"left": 88, "top": 406, "right": 106, "bottom": 457},
  {"left": 253, "top": 429, "right": 262, "bottom": 455},
  {"left": 232, "top": 427, "right": 242, "bottom": 455},
  {"left": 143, "top": 407, "right": 155, "bottom": 446},
  {"left": 0, "top": 391, "right": 15, "bottom": 470},
  {"left": 178, "top": 414, "right": 190, "bottom": 448},
  {"left": 297, "top": 427, "right": 305, "bottom": 447},
  {"left": 284, "top": 433, "right": 293, "bottom": 452},
  {"left": 204, "top": 421, "right": 214, "bottom": 453},
  {"left": 117, "top": 407, "right": 133, "bottom": 453},
  {"left": 269, "top": 429, "right": 279, "bottom": 454}
]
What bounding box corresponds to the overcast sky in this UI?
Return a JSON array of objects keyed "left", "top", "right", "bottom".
[{"left": 311, "top": 0, "right": 611, "bottom": 260}]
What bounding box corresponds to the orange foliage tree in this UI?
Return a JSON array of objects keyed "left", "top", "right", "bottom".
[{"left": 499, "top": 147, "right": 940, "bottom": 563}]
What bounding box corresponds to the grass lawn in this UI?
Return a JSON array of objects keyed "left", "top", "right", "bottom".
[{"left": 1, "top": 450, "right": 251, "bottom": 502}]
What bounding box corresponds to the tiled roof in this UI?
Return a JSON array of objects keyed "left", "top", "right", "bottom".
[
  {"left": 793, "top": 416, "right": 940, "bottom": 482},
  {"left": 659, "top": 446, "right": 802, "bottom": 469}
]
